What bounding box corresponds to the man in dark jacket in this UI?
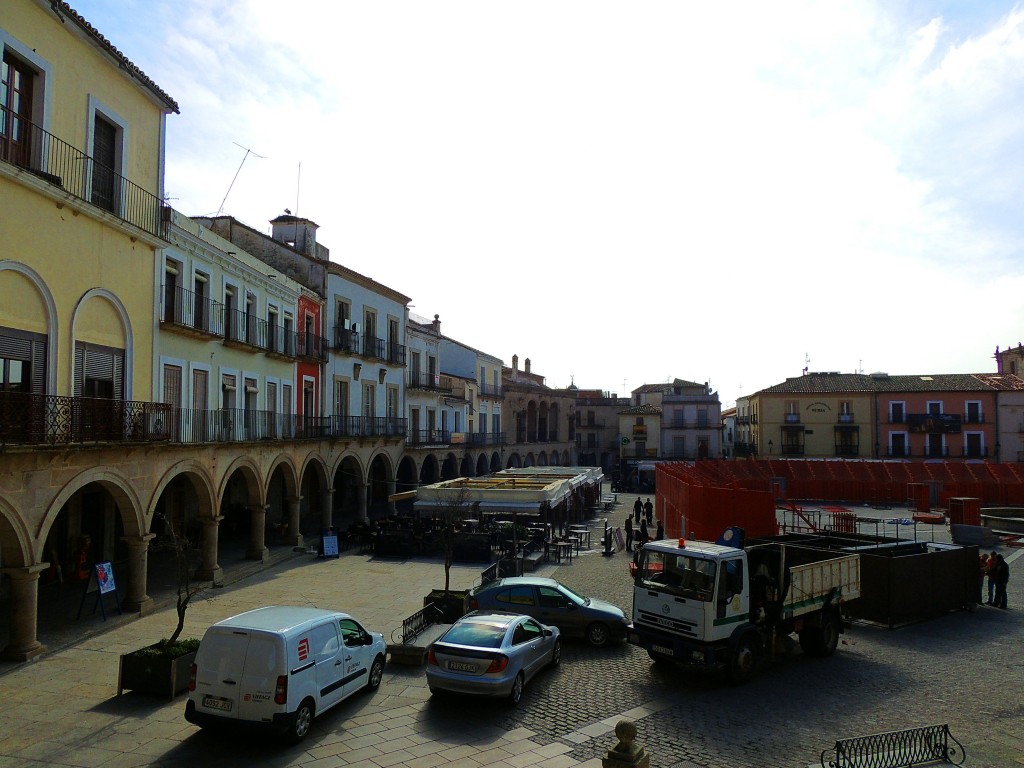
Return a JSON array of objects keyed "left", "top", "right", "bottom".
[
  {"left": 994, "top": 554, "right": 1010, "bottom": 609},
  {"left": 644, "top": 498, "right": 654, "bottom": 525},
  {"left": 633, "top": 497, "right": 643, "bottom": 523}
]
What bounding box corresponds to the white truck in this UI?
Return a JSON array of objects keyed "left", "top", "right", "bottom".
[{"left": 628, "top": 529, "right": 861, "bottom": 683}]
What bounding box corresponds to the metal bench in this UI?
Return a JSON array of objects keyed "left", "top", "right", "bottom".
[{"left": 821, "top": 724, "right": 966, "bottom": 768}]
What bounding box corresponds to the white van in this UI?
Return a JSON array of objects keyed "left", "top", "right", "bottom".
[{"left": 185, "top": 606, "right": 386, "bottom": 743}]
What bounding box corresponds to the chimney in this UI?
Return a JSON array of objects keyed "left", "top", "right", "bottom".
[
  {"left": 432, "top": 314, "right": 441, "bottom": 334},
  {"left": 512, "top": 354, "right": 518, "bottom": 372},
  {"left": 525, "top": 358, "right": 531, "bottom": 375},
  {"left": 270, "top": 212, "right": 319, "bottom": 257}
]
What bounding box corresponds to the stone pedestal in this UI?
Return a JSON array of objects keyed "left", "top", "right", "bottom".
[{"left": 602, "top": 720, "right": 649, "bottom": 768}]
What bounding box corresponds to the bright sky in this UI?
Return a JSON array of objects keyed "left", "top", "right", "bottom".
[{"left": 74, "top": 1, "right": 1024, "bottom": 407}]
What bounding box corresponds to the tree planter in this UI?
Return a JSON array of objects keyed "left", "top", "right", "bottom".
[
  {"left": 118, "top": 641, "right": 199, "bottom": 699},
  {"left": 424, "top": 589, "right": 469, "bottom": 623}
]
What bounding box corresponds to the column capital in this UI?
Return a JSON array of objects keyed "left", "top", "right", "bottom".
[
  {"left": 121, "top": 533, "right": 157, "bottom": 547},
  {"left": 1, "top": 564, "right": 48, "bottom": 580},
  {"left": 199, "top": 515, "right": 225, "bottom": 527}
]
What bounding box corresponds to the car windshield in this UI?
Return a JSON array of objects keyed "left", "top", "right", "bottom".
[
  {"left": 440, "top": 621, "right": 506, "bottom": 648},
  {"left": 556, "top": 582, "right": 588, "bottom": 606}
]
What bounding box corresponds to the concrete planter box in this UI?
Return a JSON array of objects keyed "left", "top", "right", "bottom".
[{"left": 118, "top": 643, "right": 198, "bottom": 699}]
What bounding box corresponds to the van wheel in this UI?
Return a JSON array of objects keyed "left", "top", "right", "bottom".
[
  {"left": 284, "top": 698, "right": 315, "bottom": 744},
  {"left": 367, "top": 655, "right": 385, "bottom": 691}
]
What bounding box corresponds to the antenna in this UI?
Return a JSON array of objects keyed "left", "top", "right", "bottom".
[
  {"left": 216, "top": 142, "right": 266, "bottom": 216},
  {"left": 295, "top": 161, "right": 301, "bottom": 220}
]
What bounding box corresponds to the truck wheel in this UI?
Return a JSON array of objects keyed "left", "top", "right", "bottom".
[
  {"left": 585, "top": 622, "right": 610, "bottom": 647},
  {"left": 283, "top": 698, "right": 315, "bottom": 744},
  {"left": 366, "top": 654, "right": 385, "bottom": 691},
  {"left": 728, "top": 633, "right": 759, "bottom": 685},
  {"left": 647, "top": 650, "right": 673, "bottom": 666},
  {"left": 817, "top": 611, "right": 840, "bottom": 657}
]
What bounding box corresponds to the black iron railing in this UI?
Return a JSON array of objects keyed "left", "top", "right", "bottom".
[
  {"left": 388, "top": 341, "right": 406, "bottom": 365},
  {"left": 223, "top": 308, "right": 268, "bottom": 349},
  {"left": 0, "top": 393, "right": 171, "bottom": 446},
  {"left": 479, "top": 383, "right": 503, "bottom": 397},
  {"left": 1, "top": 104, "right": 164, "bottom": 238},
  {"left": 160, "top": 284, "right": 224, "bottom": 336},
  {"left": 266, "top": 325, "right": 296, "bottom": 358},
  {"left": 468, "top": 432, "right": 506, "bottom": 446},
  {"left": 333, "top": 327, "right": 359, "bottom": 354},
  {"left": 407, "top": 429, "right": 452, "bottom": 445},
  {"left": 407, "top": 372, "right": 453, "bottom": 392},
  {"left": 296, "top": 332, "right": 329, "bottom": 362},
  {"left": 362, "top": 335, "right": 387, "bottom": 359}
]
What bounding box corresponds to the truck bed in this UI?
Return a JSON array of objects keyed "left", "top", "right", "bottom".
[{"left": 748, "top": 543, "right": 861, "bottom": 619}]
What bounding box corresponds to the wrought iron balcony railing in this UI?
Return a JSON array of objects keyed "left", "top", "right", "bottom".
[
  {"left": 223, "top": 308, "right": 268, "bottom": 349},
  {"left": 0, "top": 392, "right": 171, "bottom": 446},
  {"left": 479, "top": 383, "right": 503, "bottom": 398},
  {"left": 361, "top": 335, "right": 387, "bottom": 360},
  {"left": 407, "top": 428, "right": 452, "bottom": 445},
  {"left": 407, "top": 372, "right": 453, "bottom": 392},
  {"left": 160, "top": 284, "right": 224, "bottom": 336},
  {"left": 266, "top": 325, "right": 297, "bottom": 358},
  {"left": 1, "top": 104, "right": 165, "bottom": 238},
  {"left": 388, "top": 341, "right": 406, "bottom": 365},
  {"left": 333, "top": 327, "right": 359, "bottom": 354},
  {"left": 296, "top": 332, "right": 329, "bottom": 362},
  {"left": 468, "top": 432, "right": 506, "bottom": 446}
]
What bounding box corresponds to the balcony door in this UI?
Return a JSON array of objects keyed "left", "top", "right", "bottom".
[
  {"left": 1, "top": 51, "right": 35, "bottom": 166},
  {"left": 90, "top": 114, "right": 119, "bottom": 214}
]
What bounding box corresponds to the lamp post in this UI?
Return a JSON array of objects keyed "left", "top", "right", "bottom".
[{"left": 768, "top": 439, "right": 773, "bottom": 455}]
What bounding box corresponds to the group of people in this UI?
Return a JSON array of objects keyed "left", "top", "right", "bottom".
[
  {"left": 980, "top": 551, "right": 1011, "bottom": 609},
  {"left": 624, "top": 497, "right": 663, "bottom": 551}
]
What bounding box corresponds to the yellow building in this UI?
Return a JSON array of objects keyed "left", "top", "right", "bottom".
[{"left": 1, "top": 0, "right": 178, "bottom": 403}]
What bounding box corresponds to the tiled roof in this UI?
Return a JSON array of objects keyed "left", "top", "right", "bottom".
[
  {"left": 634, "top": 383, "right": 671, "bottom": 394},
  {"left": 58, "top": 2, "right": 180, "bottom": 113},
  {"left": 620, "top": 404, "right": 661, "bottom": 415},
  {"left": 756, "top": 372, "right": 1024, "bottom": 395}
]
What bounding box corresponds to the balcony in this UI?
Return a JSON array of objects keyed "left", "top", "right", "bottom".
[
  {"left": 479, "top": 383, "right": 503, "bottom": 398},
  {"left": 632, "top": 425, "right": 647, "bottom": 436},
  {"left": 265, "top": 325, "right": 297, "bottom": 359},
  {"left": 1, "top": 104, "right": 164, "bottom": 238},
  {"left": 407, "top": 372, "right": 454, "bottom": 393},
  {"left": 223, "top": 309, "right": 267, "bottom": 351},
  {"left": 361, "top": 335, "right": 387, "bottom": 360},
  {"left": 784, "top": 414, "right": 801, "bottom": 424},
  {"left": 160, "top": 285, "right": 224, "bottom": 338},
  {"left": 837, "top": 413, "right": 855, "bottom": 423},
  {"left": 296, "top": 332, "right": 329, "bottom": 363},
  {"left": 0, "top": 392, "right": 170, "bottom": 446},
  {"left": 834, "top": 445, "right": 860, "bottom": 457},
  {"left": 333, "top": 327, "right": 360, "bottom": 354},
  {"left": 388, "top": 341, "right": 406, "bottom": 365},
  {"left": 407, "top": 429, "right": 452, "bottom": 445},
  {"left": 468, "top": 432, "right": 506, "bottom": 446},
  {"left": 962, "top": 446, "right": 989, "bottom": 458},
  {"left": 963, "top": 412, "right": 985, "bottom": 424},
  {"left": 780, "top": 444, "right": 804, "bottom": 456}
]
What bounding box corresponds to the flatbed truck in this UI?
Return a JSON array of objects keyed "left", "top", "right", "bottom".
[{"left": 628, "top": 529, "right": 861, "bottom": 683}]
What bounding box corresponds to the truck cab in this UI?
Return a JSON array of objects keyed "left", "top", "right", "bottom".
[{"left": 631, "top": 539, "right": 750, "bottom": 670}]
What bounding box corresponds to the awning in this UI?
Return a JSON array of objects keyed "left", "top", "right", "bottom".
[{"left": 388, "top": 490, "right": 418, "bottom": 502}]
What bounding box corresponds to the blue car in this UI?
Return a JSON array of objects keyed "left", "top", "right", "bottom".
[{"left": 426, "top": 611, "right": 560, "bottom": 705}]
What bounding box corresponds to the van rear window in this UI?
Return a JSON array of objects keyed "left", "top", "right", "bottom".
[{"left": 242, "top": 635, "right": 279, "bottom": 675}]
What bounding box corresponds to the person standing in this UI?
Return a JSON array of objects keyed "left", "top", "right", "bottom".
[
  {"left": 633, "top": 497, "right": 643, "bottom": 523},
  {"left": 994, "top": 554, "right": 1010, "bottom": 609},
  {"left": 624, "top": 516, "right": 634, "bottom": 551},
  {"left": 644, "top": 498, "right": 654, "bottom": 525},
  {"left": 655, "top": 519, "right": 664, "bottom": 541},
  {"left": 637, "top": 518, "right": 649, "bottom": 549},
  {"left": 987, "top": 550, "right": 999, "bottom": 605},
  {"left": 979, "top": 553, "right": 990, "bottom": 605}
]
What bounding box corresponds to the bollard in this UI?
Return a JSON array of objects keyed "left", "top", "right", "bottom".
[{"left": 602, "top": 719, "right": 649, "bottom": 768}]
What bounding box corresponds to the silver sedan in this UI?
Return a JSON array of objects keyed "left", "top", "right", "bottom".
[{"left": 426, "top": 611, "right": 561, "bottom": 706}]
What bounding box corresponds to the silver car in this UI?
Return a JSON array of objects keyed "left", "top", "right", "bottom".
[
  {"left": 468, "top": 576, "right": 629, "bottom": 647},
  {"left": 426, "top": 611, "right": 560, "bottom": 705}
]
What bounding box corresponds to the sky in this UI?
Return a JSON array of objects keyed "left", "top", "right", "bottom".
[{"left": 73, "top": 0, "right": 1024, "bottom": 407}]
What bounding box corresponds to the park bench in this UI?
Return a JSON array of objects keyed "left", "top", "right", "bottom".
[{"left": 820, "top": 723, "right": 965, "bottom": 768}]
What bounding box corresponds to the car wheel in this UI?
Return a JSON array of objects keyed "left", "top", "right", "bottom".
[
  {"left": 283, "top": 698, "right": 314, "bottom": 744},
  {"left": 727, "top": 633, "right": 759, "bottom": 685},
  {"left": 508, "top": 673, "right": 524, "bottom": 706},
  {"left": 366, "top": 654, "right": 385, "bottom": 691},
  {"left": 549, "top": 639, "right": 561, "bottom": 668},
  {"left": 585, "top": 622, "right": 610, "bottom": 647}
]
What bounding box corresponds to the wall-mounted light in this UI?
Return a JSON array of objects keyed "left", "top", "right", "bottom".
[{"left": 353, "top": 363, "right": 362, "bottom": 380}]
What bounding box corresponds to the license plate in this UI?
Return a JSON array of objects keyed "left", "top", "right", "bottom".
[
  {"left": 448, "top": 661, "right": 476, "bottom": 672},
  {"left": 203, "top": 695, "right": 233, "bottom": 712},
  {"left": 652, "top": 644, "right": 674, "bottom": 656}
]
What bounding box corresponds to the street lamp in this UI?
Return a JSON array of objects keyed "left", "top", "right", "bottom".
[{"left": 768, "top": 439, "right": 773, "bottom": 455}]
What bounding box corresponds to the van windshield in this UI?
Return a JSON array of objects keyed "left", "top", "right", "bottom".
[{"left": 638, "top": 551, "right": 717, "bottom": 601}]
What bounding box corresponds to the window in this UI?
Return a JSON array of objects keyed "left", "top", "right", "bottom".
[
  {"left": 163, "top": 260, "right": 179, "bottom": 323},
  {"left": 496, "top": 586, "right": 536, "bottom": 606},
  {"left": 1, "top": 49, "right": 36, "bottom": 166},
  {"left": 927, "top": 401, "right": 943, "bottom": 416},
  {"left": 334, "top": 379, "right": 348, "bottom": 419},
  {"left": 90, "top": 113, "right": 119, "bottom": 213},
  {"left": 194, "top": 271, "right": 209, "bottom": 332},
  {"left": 362, "top": 382, "right": 375, "bottom": 417},
  {"left": 890, "top": 402, "right": 905, "bottom": 423},
  {"left": 785, "top": 400, "right": 800, "bottom": 423},
  {"left": 965, "top": 401, "right": 983, "bottom": 424},
  {"left": 386, "top": 385, "right": 398, "bottom": 419},
  {"left": 267, "top": 306, "right": 279, "bottom": 352}
]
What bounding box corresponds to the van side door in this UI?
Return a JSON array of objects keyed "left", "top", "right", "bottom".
[
  {"left": 309, "top": 620, "right": 345, "bottom": 711},
  {"left": 339, "top": 618, "right": 374, "bottom": 698}
]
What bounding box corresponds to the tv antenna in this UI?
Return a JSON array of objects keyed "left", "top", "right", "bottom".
[{"left": 216, "top": 142, "right": 266, "bottom": 216}]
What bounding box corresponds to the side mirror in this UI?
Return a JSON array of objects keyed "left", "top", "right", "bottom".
[{"left": 543, "top": 628, "right": 553, "bottom": 637}]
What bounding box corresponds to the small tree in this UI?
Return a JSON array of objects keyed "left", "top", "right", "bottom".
[
  {"left": 426, "top": 482, "right": 474, "bottom": 594},
  {"left": 159, "top": 519, "right": 206, "bottom": 648}
]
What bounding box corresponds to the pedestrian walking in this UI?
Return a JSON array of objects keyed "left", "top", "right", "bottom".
[
  {"left": 994, "top": 554, "right": 1010, "bottom": 609},
  {"left": 644, "top": 497, "right": 654, "bottom": 525},
  {"left": 624, "top": 516, "right": 634, "bottom": 551},
  {"left": 637, "top": 518, "right": 649, "bottom": 550},
  {"left": 633, "top": 497, "right": 643, "bottom": 523},
  {"left": 655, "top": 519, "right": 664, "bottom": 541}
]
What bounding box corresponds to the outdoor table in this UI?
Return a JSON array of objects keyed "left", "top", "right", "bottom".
[{"left": 568, "top": 526, "right": 590, "bottom": 549}]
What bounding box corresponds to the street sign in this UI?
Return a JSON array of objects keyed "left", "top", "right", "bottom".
[{"left": 621, "top": 437, "right": 631, "bottom": 445}]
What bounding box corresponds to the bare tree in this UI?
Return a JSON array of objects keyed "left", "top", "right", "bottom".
[
  {"left": 160, "top": 520, "right": 206, "bottom": 647},
  {"left": 423, "top": 482, "right": 475, "bottom": 594}
]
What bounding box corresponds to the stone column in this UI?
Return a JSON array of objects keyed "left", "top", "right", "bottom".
[
  {"left": 357, "top": 484, "right": 368, "bottom": 522},
  {"left": 387, "top": 479, "right": 397, "bottom": 516},
  {"left": 195, "top": 516, "right": 223, "bottom": 583},
  {"left": 246, "top": 504, "right": 269, "bottom": 563},
  {"left": 287, "top": 496, "right": 303, "bottom": 547},
  {"left": 120, "top": 534, "right": 155, "bottom": 615},
  {"left": 321, "top": 488, "right": 335, "bottom": 531},
  {"left": 1, "top": 565, "right": 47, "bottom": 662}
]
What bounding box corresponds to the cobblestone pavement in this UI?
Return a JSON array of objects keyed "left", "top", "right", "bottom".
[{"left": 0, "top": 508, "right": 1021, "bottom": 768}]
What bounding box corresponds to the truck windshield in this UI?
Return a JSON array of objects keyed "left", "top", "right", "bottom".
[{"left": 637, "top": 550, "right": 717, "bottom": 601}]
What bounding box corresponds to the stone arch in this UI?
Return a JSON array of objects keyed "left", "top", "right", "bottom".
[
  {"left": 538, "top": 452, "right": 549, "bottom": 467},
  {"left": 367, "top": 451, "right": 395, "bottom": 517},
  {"left": 0, "top": 261, "right": 59, "bottom": 393},
  {"left": 420, "top": 454, "right": 440, "bottom": 484},
  {"left": 148, "top": 459, "right": 217, "bottom": 522},
  {"left": 523, "top": 452, "right": 536, "bottom": 468},
  {"left": 267, "top": 455, "right": 300, "bottom": 499},
  {"left": 68, "top": 287, "right": 135, "bottom": 399},
  {"left": 562, "top": 450, "right": 571, "bottom": 466},
  {"left": 38, "top": 467, "right": 144, "bottom": 554},
  {"left": 0, "top": 492, "right": 35, "bottom": 568},
  {"left": 475, "top": 453, "right": 489, "bottom": 476},
  {"left": 216, "top": 455, "right": 265, "bottom": 504},
  {"left": 298, "top": 452, "right": 331, "bottom": 532},
  {"left": 506, "top": 452, "right": 522, "bottom": 469},
  {"left": 396, "top": 456, "right": 418, "bottom": 490},
  {"left": 440, "top": 452, "right": 458, "bottom": 480},
  {"left": 489, "top": 451, "right": 502, "bottom": 473},
  {"left": 459, "top": 454, "right": 474, "bottom": 477}
]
